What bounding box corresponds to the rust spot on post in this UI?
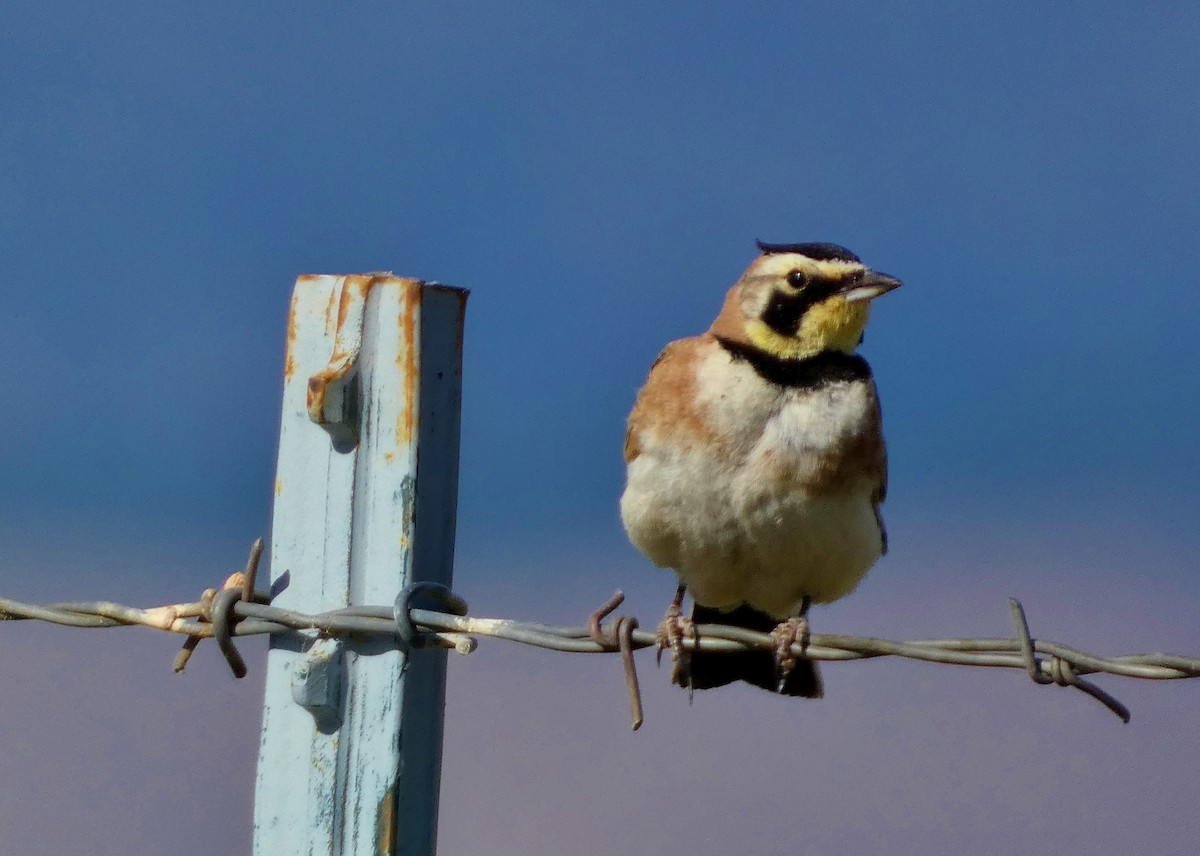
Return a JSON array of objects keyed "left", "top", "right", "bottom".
[
  {"left": 339, "top": 275, "right": 368, "bottom": 321},
  {"left": 323, "top": 282, "right": 340, "bottom": 334},
  {"left": 397, "top": 281, "right": 421, "bottom": 445},
  {"left": 284, "top": 291, "right": 302, "bottom": 381},
  {"left": 376, "top": 785, "right": 396, "bottom": 855},
  {"left": 307, "top": 276, "right": 376, "bottom": 420}
]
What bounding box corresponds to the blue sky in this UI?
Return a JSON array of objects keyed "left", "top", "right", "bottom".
[{"left": 2, "top": 3, "right": 1199, "bottom": 854}]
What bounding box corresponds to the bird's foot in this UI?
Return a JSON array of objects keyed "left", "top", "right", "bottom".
[
  {"left": 770, "top": 615, "right": 810, "bottom": 693},
  {"left": 655, "top": 601, "right": 696, "bottom": 691}
]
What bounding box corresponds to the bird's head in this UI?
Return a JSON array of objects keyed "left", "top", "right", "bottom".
[{"left": 710, "top": 241, "right": 901, "bottom": 360}]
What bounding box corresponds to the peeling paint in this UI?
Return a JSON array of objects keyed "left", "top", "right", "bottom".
[{"left": 398, "top": 475, "right": 417, "bottom": 525}]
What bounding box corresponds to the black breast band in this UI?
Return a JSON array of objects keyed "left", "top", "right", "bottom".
[{"left": 715, "top": 338, "right": 873, "bottom": 389}]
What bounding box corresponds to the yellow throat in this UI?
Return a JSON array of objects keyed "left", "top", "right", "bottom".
[{"left": 746, "top": 297, "right": 870, "bottom": 360}]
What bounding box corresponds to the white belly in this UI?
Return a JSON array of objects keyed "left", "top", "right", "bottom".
[
  {"left": 622, "top": 448, "right": 881, "bottom": 616},
  {"left": 620, "top": 353, "right": 884, "bottom": 617}
]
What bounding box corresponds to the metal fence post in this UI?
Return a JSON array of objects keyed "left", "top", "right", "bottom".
[{"left": 253, "top": 275, "right": 467, "bottom": 855}]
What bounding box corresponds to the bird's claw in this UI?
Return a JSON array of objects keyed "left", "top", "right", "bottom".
[
  {"left": 771, "top": 615, "right": 810, "bottom": 692},
  {"left": 655, "top": 605, "right": 696, "bottom": 692}
]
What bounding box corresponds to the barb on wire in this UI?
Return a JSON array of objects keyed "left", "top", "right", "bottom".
[
  {"left": 587, "top": 591, "right": 643, "bottom": 729},
  {"left": 2, "top": 544, "right": 1198, "bottom": 729}
]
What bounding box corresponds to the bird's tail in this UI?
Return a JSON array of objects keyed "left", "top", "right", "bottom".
[{"left": 686, "top": 603, "right": 823, "bottom": 698}]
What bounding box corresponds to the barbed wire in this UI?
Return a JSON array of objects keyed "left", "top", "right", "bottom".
[{"left": 1, "top": 539, "right": 1197, "bottom": 729}]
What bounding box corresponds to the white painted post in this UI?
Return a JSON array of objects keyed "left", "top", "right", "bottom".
[{"left": 253, "top": 275, "right": 467, "bottom": 855}]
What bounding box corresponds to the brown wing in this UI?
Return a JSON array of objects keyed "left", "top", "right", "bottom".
[{"left": 623, "top": 337, "right": 712, "bottom": 463}]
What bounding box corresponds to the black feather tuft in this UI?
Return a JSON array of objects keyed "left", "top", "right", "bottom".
[{"left": 756, "top": 240, "right": 861, "bottom": 264}]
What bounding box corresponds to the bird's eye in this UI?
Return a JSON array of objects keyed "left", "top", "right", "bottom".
[{"left": 786, "top": 270, "right": 810, "bottom": 290}]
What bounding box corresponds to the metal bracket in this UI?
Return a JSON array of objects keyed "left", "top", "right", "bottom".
[
  {"left": 306, "top": 276, "right": 384, "bottom": 450},
  {"left": 291, "top": 638, "right": 344, "bottom": 726}
]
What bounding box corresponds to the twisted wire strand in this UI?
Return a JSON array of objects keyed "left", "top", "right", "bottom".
[
  {"left": 2, "top": 595, "right": 1197, "bottom": 679},
  {"left": 2, "top": 553, "right": 1197, "bottom": 728}
]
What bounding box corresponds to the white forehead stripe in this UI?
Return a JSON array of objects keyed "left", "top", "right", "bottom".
[{"left": 751, "top": 253, "right": 866, "bottom": 278}]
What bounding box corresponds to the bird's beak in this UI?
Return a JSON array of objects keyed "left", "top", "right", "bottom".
[{"left": 839, "top": 271, "right": 902, "bottom": 303}]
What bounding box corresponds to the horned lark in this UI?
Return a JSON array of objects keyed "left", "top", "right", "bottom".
[{"left": 620, "top": 241, "right": 900, "bottom": 697}]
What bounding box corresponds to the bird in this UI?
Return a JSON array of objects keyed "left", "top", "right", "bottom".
[{"left": 620, "top": 240, "right": 900, "bottom": 697}]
